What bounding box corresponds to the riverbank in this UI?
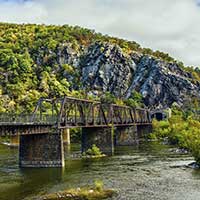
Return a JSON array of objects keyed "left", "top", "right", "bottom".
[{"left": 150, "top": 110, "right": 200, "bottom": 166}]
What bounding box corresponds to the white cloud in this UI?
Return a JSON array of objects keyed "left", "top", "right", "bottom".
[
  {"left": 0, "top": 0, "right": 200, "bottom": 67},
  {"left": 0, "top": 0, "right": 47, "bottom": 23}
]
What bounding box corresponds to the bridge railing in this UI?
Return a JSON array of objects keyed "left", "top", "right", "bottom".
[
  {"left": 0, "top": 113, "right": 57, "bottom": 124},
  {"left": 32, "top": 114, "right": 57, "bottom": 124}
]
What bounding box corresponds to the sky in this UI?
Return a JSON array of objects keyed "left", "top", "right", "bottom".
[{"left": 0, "top": 0, "right": 200, "bottom": 67}]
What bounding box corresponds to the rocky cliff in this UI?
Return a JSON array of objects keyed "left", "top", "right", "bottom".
[{"left": 47, "top": 42, "right": 200, "bottom": 109}]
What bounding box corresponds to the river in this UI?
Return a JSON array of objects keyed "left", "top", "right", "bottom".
[{"left": 0, "top": 141, "right": 200, "bottom": 200}]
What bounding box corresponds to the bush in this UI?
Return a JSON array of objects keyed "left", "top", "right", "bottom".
[
  {"left": 85, "top": 144, "right": 103, "bottom": 156},
  {"left": 100, "top": 92, "right": 116, "bottom": 104},
  {"left": 184, "top": 119, "right": 200, "bottom": 164},
  {"left": 94, "top": 180, "right": 104, "bottom": 192},
  {"left": 125, "top": 90, "right": 144, "bottom": 107},
  {"left": 70, "top": 128, "right": 81, "bottom": 143},
  {"left": 151, "top": 119, "right": 170, "bottom": 139},
  {"left": 152, "top": 110, "right": 200, "bottom": 164}
]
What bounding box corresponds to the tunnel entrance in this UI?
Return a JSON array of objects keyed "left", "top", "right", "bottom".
[
  {"left": 151, "top": 111, "right": 167, "bottom": 121},
  {"left": 155, "top": 113, "right": 163, "bottom": 121}
]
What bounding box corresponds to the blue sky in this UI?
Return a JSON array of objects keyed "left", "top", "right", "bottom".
[{"left": 0, "top": 0, "right": 200, "bottom": 67}]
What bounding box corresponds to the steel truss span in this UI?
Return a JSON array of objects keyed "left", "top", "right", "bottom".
[{"left": 0, "top": 96, "right": 152, "bottom": 136}]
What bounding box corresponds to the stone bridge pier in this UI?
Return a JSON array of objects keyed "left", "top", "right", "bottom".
[
  {"left": 18, "top": 125, "right": 152, "bottom": 168},
  {"left": 81, "top": 125, "right": 152, "bottom": 155},
  {"left": 115, "top": 126, "right": 138, "bottom": 146},
  {"left": 19, "top": 132, "right": 65, "bottom": 168},
  {"left": 81, "top": 127, "right": 114, "bottom": 155}
]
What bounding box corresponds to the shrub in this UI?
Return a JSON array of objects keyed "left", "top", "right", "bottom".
[
  {"left": 85, "top": 144, "right": 103, "bottom": 156},
  {"left": 94, "top": 180, "right": 104, "bottom": 192},
  {"left": 184, "top": 120, "right": 200, "bottom": 164},
  {"left": 100, "top": 92, "right": 116, "bottom": 104},
  {"left": 151, "top": 119, "right": 170, "bottom": 139},
  {"left": 152, "top": 109, "right": 200, "bottom": 164},
  {"left": 125, "top": 90, "right": 144, "bottom": 108}
]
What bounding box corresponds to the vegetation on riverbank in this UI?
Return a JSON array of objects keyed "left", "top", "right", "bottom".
[
  {"left": 150, "top": 108, "right": 200, "bottom": 164},
  {"left": 40, "top": 180, "right": 115, "bottom": 200}
]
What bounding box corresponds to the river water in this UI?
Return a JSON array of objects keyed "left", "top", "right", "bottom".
[{"left": 0, "top": 141, "right": 200, "bottom": 200}]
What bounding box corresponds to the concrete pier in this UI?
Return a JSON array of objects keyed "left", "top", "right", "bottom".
[
  {"left": 62, "top": 129, "right": 70, "bottom": 145},
  {"left": 19, "top": 132, "right": 65, "bottom": 168}
]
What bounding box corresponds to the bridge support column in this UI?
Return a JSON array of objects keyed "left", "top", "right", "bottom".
[
  {"left": 62, "top": 129, "right": 70, "bottom": 145},
  {"left": 82, "top": 127, "right": 114, "bottom": 155},
  {"left": 137, "top": 125, "right": 152, "bottom": 138},
  {"left": 10, "top": 135, "right": 19, "bottom": 146},
  {"left": 19, "top": 132, "right": 65, "bottom": 168},
  {"left": 115, "top": 126, "right": 138, "bottom": 146}
]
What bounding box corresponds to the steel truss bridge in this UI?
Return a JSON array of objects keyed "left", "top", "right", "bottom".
[{"left": 0, "top": 96, "right": 152, "bottom": 136}]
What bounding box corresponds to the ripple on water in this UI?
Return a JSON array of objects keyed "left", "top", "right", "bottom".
[{"left": 1, "top": 142, "right": 200, "bottom": 200}]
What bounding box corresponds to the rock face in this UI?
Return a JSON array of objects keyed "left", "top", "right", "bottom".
[
  {"left": 126, "top": 55, "right": 200, "bottom": 108},
  {"left": 79, "top": 42, "right": 200, "bottom": 108},
  {"left": 81, "top": 42, "right": 136, "bottom": 97},
  {"left": 36, "top": 41, "right": 200, "bottom": 108},
  {"left": 56, "top": 43, "right": 81, "bottom": 67}
]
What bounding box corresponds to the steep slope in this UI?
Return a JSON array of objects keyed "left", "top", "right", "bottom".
[
  {"left": 0, "top": 23, "right": 200, "bottom": 112},
  {"left": 81, "top": 42, "right": 200, "bottom": 108}
]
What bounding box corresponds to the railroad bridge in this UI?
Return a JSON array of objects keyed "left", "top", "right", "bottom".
[{"left": 0, "top": 96, "right": 152, "bottom": 168}]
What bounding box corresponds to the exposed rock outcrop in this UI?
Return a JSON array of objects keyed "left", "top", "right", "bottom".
[
  {"left": 126, "top": 56, "right": 200, "bottom": 108},
  {"left": 79, "top": 42, "right": 200, "bottom": 108},
  {"left": 81, "top": 42, "right": 136, "bottom": 97},
  {"left": 34, "top": 41, "right": 200, "bottom": 108}
]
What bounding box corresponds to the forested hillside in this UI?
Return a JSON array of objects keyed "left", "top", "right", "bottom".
[{"left": 0, "top": 23, "right": 200, "bottom": 113}]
